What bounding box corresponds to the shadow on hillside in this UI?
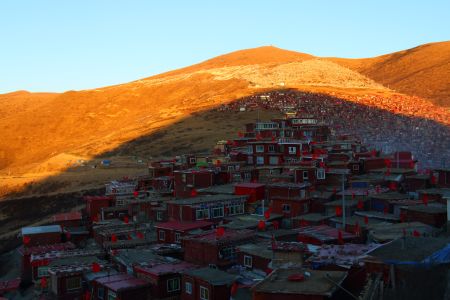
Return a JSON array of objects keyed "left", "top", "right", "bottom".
[{"left": 1, "top": 88, "right": 449, "bottom": 251}]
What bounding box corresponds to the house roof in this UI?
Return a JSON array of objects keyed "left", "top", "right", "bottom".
[
  {"left": 307, "top": 243, "right": 380, "bottom": 268},
  {"left": 52, "top": 211, "right": 82, "bottom": 223},
  {"left": 237, "top": 243, "right": 273, "bottom": 260},
  {"left": 22, "top": 225, "right": 62, "bottom": 235},
  {"left": 155, "top": 221, "right": 213, "bottom": 231},
  {"left": 136, "top": 262, "right": 197, "bottom": 276},
  {"left": 112, "top": 249, "right": 170, "bottom": 267},
  {"left": 102, "top": 276, "right": 149, "bottom": 292},
  {"left": 367, "top": 237, "right": 450, "bottom": 263},
  {"left": 267, "top": 182, "right": 310, "bottom": 189},
  {"left": 369, "top": 192, "right": 409, "bottom": 201},
  {"left": 184, "top": 267, "right": 237, "bottom": 285},
  {"left": 184, "top": 229, "right": 254, "bottom": 245},
  {"left": 167, "top": 194, "right": 247, "bottom": 206},
  {"left": 368, "top": 222, "right": 437, "bottom": 242},
  {"left": 402, "top": 204, "right": 447, "bottom": 214},
  {"left": 234, "top": 183, "right": 266, "bottom": 189},
  {"left": 18, "top": 242, "right": 75, "bottom": 256},
  {"left": 252, "top": 268, "right": 347, "bottom": 296},
  {"left": 198, "top": 184, "right": 235, "bottom": 195},
  {"left": 292, "top": 213, "right": 333, "bottom": 222},
  {"left": 293, "top": 225, "right": 356, "bottom": 242}
]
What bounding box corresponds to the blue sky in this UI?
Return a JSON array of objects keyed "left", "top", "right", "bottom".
[{"left": 0, "top": 1, "right": 449, "bottom": 93}]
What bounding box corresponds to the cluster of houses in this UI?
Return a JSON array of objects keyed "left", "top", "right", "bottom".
[{"left": 2, "top": 113, "right": 450, "bottom": 300}]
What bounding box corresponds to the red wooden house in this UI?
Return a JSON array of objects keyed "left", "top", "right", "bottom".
[
  {"left": 182, "top": 229, "right": 254, "bottom": 268},
  {"left": 155, "top": 221, "right": 213, "bottom": 244},
  {"left": 174, "top": 169, "right": 215, "bottom": 198},
  {"left": 167, "top": 195, "right": 247, "bottom": 222},
  {"left": 294, "top": 225, "right": 358, "bottom": 245},
  {"left": 84, "top": 196, "right": 115, "bottom": 222},
  {"left": 21, "top": 225, "right": 63, "bottom": 248},
  {"left": 181, "top": 267, "right": 237, "bottom": 300},
  {"left": 92, "top": 273, "right": 150, "bottom": 300},
  {"left": 267, "top": 183, "right": 311, "bottom": 218},
  {"left": 400, "top": 204, "right": 447, "bottom": 228},
  {"left": 51, "top": 211, "right": 83, "bottom": 228},
  {"left": 135, "top": 262, "right": 197, "bottom": 299},
  {"left": 236, "top": 243, "right": 273, "bottom": 271},
  {"left": 252, "top": 268, "right": 347, "bottom": 300},
  {"left": 234, "top": 183, "right": 266, "bottom": 204},
  {"left": 435, "top": 168, "right": 450, "bottom": 188}
]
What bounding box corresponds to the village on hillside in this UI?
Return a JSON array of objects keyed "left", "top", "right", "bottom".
[{"left": 1, "top": 107, "right": 450, "bottom": 300}]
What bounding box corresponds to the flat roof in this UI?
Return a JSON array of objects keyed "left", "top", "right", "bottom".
[
  {"left": 293, "top": 225, "right": 356, "bottom": 242},
  {"left": 402, "top": 204, "right": 447, "bottom": 214},
  {"left": 237, "top": 243, "right": 273, "bottom": 260},
  {"left": 234, "top": 182, "right": 266, "bottom": 189},
  {"left": 104, "top": 277, "right": 149, "bottom": 292},
  {"left": 52, "top": 211, "right": 82, "bottom": 222},
  {"left": 22, "top": 225, "right": 62, "bottom": 235},
  {"left": 184, "top": 267, "right": 237, "bottom": 285},
  {"left": 267, "top": 182, "right": 310, "bottom": 189},
  {"left": 292, "top": 213, "right": 332, "bottom": 222},
  {"left": 369, "top": 192, "right": 409, "bottom": 200},
  {"left": 155, "top": 221, "right": 213, "bottom": 231},
  {"left": 198, "top": 184, "right": 235, "bottom": 195},
  {"left": 184, "top": 229, "right": 254, "bottom": 245},
  {"left": 368, "top": 237, "right": 450, "bottom": 262},
  {"left": 368, "top": 222, "right": 437, "bottom": 242},
  {"left": 168, "top": 194, "right": 247, "bottom": 206},
  {"left": 136, "top": 262, "right": 197, "bottom": 276},
  {"left": 253, "top": 268, "right": 347, "bottom": 296}
]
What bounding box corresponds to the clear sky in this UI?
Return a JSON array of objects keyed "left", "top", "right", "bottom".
[{"left": 1, "top": 0, "right": 449, "bottom": 93}]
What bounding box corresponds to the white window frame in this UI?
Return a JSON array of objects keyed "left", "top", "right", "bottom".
[
  {"left": 288, "top": 146, "right": 296, "bottom": 154},
  {"left": 156, "top": 211, "right": 163, "bottom": 221},
  {"left": 228, "top": 203, "right": 244, "bottom": 215},
  {"left": 196, "top": 208, "right": 210, "bottom": 220},
  {"left": 185, "top": 282, "right": 192, "bottom": 295},
  {"left": 167, "top": 278, "right": 180, "bottom": 292},
  {"left": 200, "top": 286, "right": 209, "bottom": 300},
  {"left": 247, "top": 156, "right": 254, "bottom": 164},
  {"left": 228, "top": 165, "right": 235, "bottom": 172},
  {"left": 247, "top": 145, "right": 253, "bottom": 154},
  {"left": 303, "top": 202, "right": 309, "bottom": 213},
  {"left": 256, "top": 156, "right": 264, "bottom": 165},
  {"left": 317, "top": 168, "right": 325, "bottom": 180},
  {"left": 159, "top": 230, "right": 166, "bottom": 241},
  {"left": 189, "top": 157, "right": 196, "bottom": 164},
  {"left": 282, "top": 204, "right": 291, "bottom": 213},
  {"left": 175, "top": 232, "right": 181, "bottom": 243},
  {"left": 268, "top": 145, "right": 275, "bottom": 152},
  {"left": 108, "top": 290, "right": 117, "bottom": 300},
  {"left": 244, "top": 255, "right": 253, "bottom": 268},
  {"left": 37, "top": 266, "right": 49, "bottom": 278},
  {"left": 256, "top": 145, "right": 264, "bottom": 153},
  {"left": 353, "top": 164, "right": 360, "bottom": 171},
  {"left": 212, "top": 207, "right": 224, "bottom": 218},
  {"left": 300, "top": 189, "right": 306, "bottom": 199}
]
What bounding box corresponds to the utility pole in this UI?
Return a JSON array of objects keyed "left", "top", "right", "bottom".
[{"left": 342, "top": 172, "right": 346, "bottom": 228}]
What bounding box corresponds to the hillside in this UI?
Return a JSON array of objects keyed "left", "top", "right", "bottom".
[
  {"left": 327, "top": 41, "right": 450, "bottom": 107},
  {"left": 0, "top": 44, "right": 449, "bottom": 198}
]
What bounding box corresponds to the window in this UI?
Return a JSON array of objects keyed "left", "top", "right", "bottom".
[
  {"left": 98, "top": 287, "right": 105, "bottom": 300},
  {"left": 288, "top": 146, "right": 296, "bottom": 154},
  {"left": 181, "top": 174, "right": 187, "bottom": 183},
  {"left": 156, "top": 211, "right": 163, "bottom": 221},
  {"left": 212, "top": 207, "right": 224, "bottom": 218},
  {"left": 196, "top": 208, "right": 210, "bottom": 220},
  {"left": 219, "top": 246, "right": 236, "bottom": 259},
  {"left": 37, "top": 266, "right": 49, "bottom": 278},
  {"left": 353, "top": 164, "right": 360, "bottom": 171},
  {"left": 300, "top": 189, "right": 306, "bottom": 199},
  {"left": 256, "top": 156, "right": 264, "bottom": 165},
  {"left": 244, "top": 172, "right": 251, "bottom": 180},
  {"left": 244, "top": 255, "right": 252, "bottom": 268},
  {"left": 189, "top": 157, "right": 196, "bottom": 164},
  {"left": 175, "top": 232, "right": 181, "bottom": 243},
  {"left": 185, "top": 282, "right": 192, "bottom": 294},
  {"left": 282, "top": 204, "right": 291, "bottom": 213},
  {"left": 247, "top": 145, "right": 253, "bottom": 154},
  {"left": 159, "top": 230, "right": 166, "bottom": 241},
  {"left": 303, "top": 171, "right": 309, "bottom": 180},
  {"left": 200, "top": 286, "right": 209, "bottom": 300},
  {"left": 256, "top": 145, "right": 264, "bottom": 153},
  {"left": 228, "top": 165, "right": 235, "bottom": 171},
  {"left": 247, "top": 156, "right": 253, "bottom": 164},
  {"left": 167, "top": 278, "right": 180, "bottom": 292},
  {"left": 66, "top": 276, "right": 81, "bottom": 291},
  {"left": 269, "top": 156, "right": 279, "bottom": 165},
  {"left": 268, "top": 145, "right": 275, "bottom": 152},
  {"left": 108, "top": 291, "right": 117, "bottom": 300},
  {"left": 228, "top": 203, "right": 244, "bottom": 215},
  {"left": 303, "top": 203, "right": 309, "bottom": 213},
  {"left": 317, "top": 168, "right": 325, "bottom": 180}
]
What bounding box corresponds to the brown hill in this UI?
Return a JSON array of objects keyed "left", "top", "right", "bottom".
[
  {"left": 0, "top": 44, "right": 449, "bottom": 198},
  {"left": 327, "top": 41, "right": 450, "bottom": 107}
]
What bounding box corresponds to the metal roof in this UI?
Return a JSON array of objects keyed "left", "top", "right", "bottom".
[{"left": 22, "top": 225, "right": 62, "bottom": 235}]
